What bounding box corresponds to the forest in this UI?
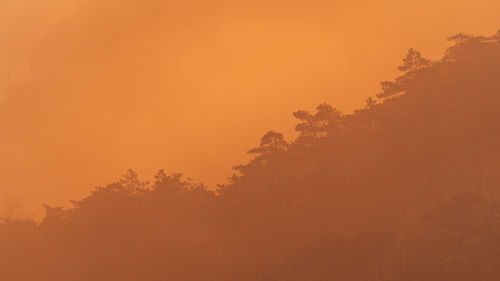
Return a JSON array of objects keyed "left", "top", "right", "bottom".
[{"left": 2, "top": 31, "right": 500, "bottom": 281}]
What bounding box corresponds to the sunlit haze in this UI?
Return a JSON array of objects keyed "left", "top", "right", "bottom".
[{"left": 1, "top": 0, "right": 499, "bottom": 219}]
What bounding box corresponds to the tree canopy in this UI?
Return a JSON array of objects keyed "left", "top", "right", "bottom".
[{"left": 2, "top": 30, "right": 500, "bottom": 281}]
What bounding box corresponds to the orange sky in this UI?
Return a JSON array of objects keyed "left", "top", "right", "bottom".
[{"left": 1, "top": 0, "right": 499, "bottom": 219}]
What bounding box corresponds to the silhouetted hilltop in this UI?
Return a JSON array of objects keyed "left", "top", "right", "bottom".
[{"left": 2, "top": 31, "right": 500, "bottom": 281}]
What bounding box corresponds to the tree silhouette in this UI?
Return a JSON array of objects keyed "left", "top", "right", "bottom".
[
  {"left": 398, "top": 48, "right": 431, "bottom": 72},
  {"left": 234, "top": 130, "right": 289, "bottom": 174},
  {"left": 119, "top": 169, "right": 149, "bottom": 192},
  {"left": 293, "top": 103, "right": 342, "bottom": 140},
  {"left": 247, "top": 130, "right": 289, "bottom": 155}
]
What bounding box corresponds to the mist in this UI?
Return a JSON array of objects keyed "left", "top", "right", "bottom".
[{"left": 1, "top": 0, "right": 499, "bottom": 219}]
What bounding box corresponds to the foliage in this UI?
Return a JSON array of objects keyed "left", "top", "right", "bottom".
[{"left": 2, "top": 31, "right": 500, "bottom": 281}]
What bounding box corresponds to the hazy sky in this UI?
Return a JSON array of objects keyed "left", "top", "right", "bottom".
[{"left": 1, "top": 0, "right": 499, "bottom": 219}]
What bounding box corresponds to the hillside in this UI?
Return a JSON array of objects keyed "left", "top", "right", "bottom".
[{"left": 2, "top": 31, "right": 500, "bottom": 281}]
